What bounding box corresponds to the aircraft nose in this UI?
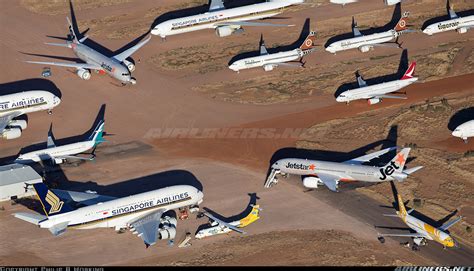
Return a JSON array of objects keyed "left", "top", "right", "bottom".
[
  {"left": 151, "top": 26, "right": 160, "bottom": 36},
  {"left": 452, "top": 130, "right": 461, "bottom": 137},
  {"left": 53, "top": 95, "right": 61, "bottom": 106}
]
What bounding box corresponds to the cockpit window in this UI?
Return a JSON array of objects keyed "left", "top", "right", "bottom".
[{"left": 122, "top": 73, "right": 130, "bottom": 76}]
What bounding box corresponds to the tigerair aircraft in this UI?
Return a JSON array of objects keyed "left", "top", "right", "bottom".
[
  {"left": 265, "top": 147, "right": 422, "bottom": 192},
  {"left": 377, "top": 193, "right": 462, "bottom": 251},
  {"left": 14, "top": 183, "right": 204, "bottom": 248},
  {"left": 195, "top": 204, "right": 262, "bottom": 239},
  {"left": 423, "top": 0, "right": 474, "bottom": 35},
  {"left": 151, "top": 0, "right": 303, "bottom": 38}
]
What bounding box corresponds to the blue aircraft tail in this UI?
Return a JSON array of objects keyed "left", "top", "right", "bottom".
[{"left": 32, "top": 183, "right": 75, "bottom": 217}]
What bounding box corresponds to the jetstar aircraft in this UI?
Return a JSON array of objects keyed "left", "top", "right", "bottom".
[
  {"left": 377, "top": 192, "right": 462, "bottom": 250},
  {"left": 195, "top": 204, "right": 261, "bottom": 239},
  {"left": 229, "top": 31, "right": 316, "bottom": 72},
  {"left": 0, "top": 91, "right": 60, "bottom": 140},
  {"left": 14, "top": 183, "right": 204, "bottom": 248},
  {"left": 423, "top": 1, "right": 474, "bottom": 35},
  {"left": 264, "top": 147, "right": 422, "bottom": 192},
  {"left": 24, "top": 1, "right": 150, "bottom": 85},
  {"left": 151, "top": 0, "right": 303, "bottom": 38},
  {"left": 452, "top": 120, "right": 474, "bottom": 143},
  {"left": 325, "top": 12, "right": 411, "bottom": 54},
  {"left": 336, "top": 61, "right": 417, "bottom": 105}
]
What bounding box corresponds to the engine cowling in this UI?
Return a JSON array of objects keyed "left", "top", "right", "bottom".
[
  {"left": 53, "top": 158, "right": 64, "bottom": 165},
  {"left": 303, "top": 176, "right": 322, "bottom": 189},
  {"left": 77, "top": 68, "right": 91, "bottom": 80},
  {"left": 8, "top": 120, "right": 27, "bottom": 130},
  {"left": 215, "top": 26, "right": 234, "bottom": 37},
  {"left": 413, "top": 237, "right": 426, "bottom": 246},
  {"left": 158, "top": 227, "right": 176, "bottom": 240},
  {"left": 457, "top": 27, "right": 467, "bottom": 34},
  {"left": 359, "top": 45, "right": 372, "bottom": 53},
  {"left": 367, "top": 98, "right": 381, "bottom": 105},
  {"left": 123, "top": 60, "right": 135, "bottom": 72},
  {"left": 2, "top": 128, "right": 22, "bottom": 140},
  {"left": 158, "top": 216, "right": 177, "bottom": 240},
  {"left": 263, "top": 64, "right": 275, "bottom": 72}
]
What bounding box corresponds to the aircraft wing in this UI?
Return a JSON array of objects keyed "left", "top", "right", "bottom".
[
  {"left": 130, "top": 209, "right": 166, "bottom": 247},
  {"left": 51, "top": 189, "right": 116, "bottom": 206},
  {"left": 440, "top": 216, "right": 462, "bottom": 231},
  {"left": 373, "top": 94, "right": 407, "bottom": 99},
  {"left": 0, "top": 113, "right": 20, "bottom": 132},
  {"left": 260, "top": 44, "right": 268, "bottom": 55},
  {"left": 216, "top": 21, "right": 294, "bottom": 28},
  {"left": 55, "top": 154, "right": 95, "bottom": 161},
  {"left": 343, "top": 147, "right": 397, "bottom": 165},
  {"left": 357, "top": 74, "right": 367, "bottom": 87},
  {"left": 379, "top": 233, "right": 425, "bottom": 238},
  {"left": 209, "top": 0, "right": 225, "bottom": 11},
  {"left": 448, "top": 9, "right": 458, "bottom": 19},
  {"left": 370, "top": 43, "right": 400, "bottom": 48},
  {"left": 25, "top": 61, "right": 100, "bottom": 70},
  {"left": 317, "top": 172, "right": 340, "bottom": 192},
  {"left": 353, "top": 25, "right": 362, "bottom": 37},
  {"left": 264, "top": 62, "right": 303, "bottom": 68},
  {"left": 113, "top": 35, "right": 152, "bottom": 62},
  {"left": 203, "top": 212, "right": 246, "bottom": 234}
]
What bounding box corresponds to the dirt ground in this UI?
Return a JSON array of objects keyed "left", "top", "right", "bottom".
[{"left": 0, "top": 0, "right": 473, "bottom": 266}]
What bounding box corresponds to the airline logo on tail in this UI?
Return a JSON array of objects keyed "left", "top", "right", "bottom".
[
  {"left": 397, "top": 194, "right": 408, "bottom": 218},
  {"left": 379, "top": 148, "right": 410, "bottom": 180},
  {"left": 394, "top": 12, "right": 410, "bottom": 32},
  {"left": 300, "top": 31, "right": 316, "bottom": 50},
  {"left": 401, "top": 62, "right": 416, "bottom": 80},
  {"left": 45, "top": 190, "right": 64, "bottom": 214}
]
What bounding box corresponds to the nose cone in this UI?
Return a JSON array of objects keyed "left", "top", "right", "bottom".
[
  {"left": 196, "top": 190, "right": 204, "bottom": 205},
  {"left": 151, "top": 26, "right": 160, "bottom": 36},
  {"left": 325, "top": 45, "right": 335, "bottom": 53},
  {"left": 229, "top": 62, "right": 239, "bottom": 71},
  {"left": 452, "top": 129, "right": 462, "bottom": 138},
  {"left": 53, "top": 95, "right": 61, "bottom": 106},
  {"left": 422, "top": 27, "right": 433, "bottom": 35}
]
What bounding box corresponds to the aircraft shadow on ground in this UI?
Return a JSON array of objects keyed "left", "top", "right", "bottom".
[
  {"left": 334, "top": 49, "right": 409, "bottom": 98},
  {"left": 324, "top": 3, "right": 402, "bottom": 47},
  {"left": 421, "top": 0, "right": 474, "bottom": 30},
  {"left": 195, "top": 193, "right": 259, "bottom": 233},
  {"left": 228, "top": 18, "right": 312, "bottom": 64},
  {"left": 447, "top": 107, "right": 474, "bottom": 132},
  {"left": 151, "top": 0, "right": 264, "bottom": 28},
  {"left": 0, "top": 78, "right": 62, "bottom": 98}
]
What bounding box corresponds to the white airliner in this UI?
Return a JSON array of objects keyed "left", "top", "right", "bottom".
[
  {"left": 0, "top": 91, "right": 60, "bottom": 140},
  {"left": 14, "top": 183, "right": 204, "bottom": 248},
  {"left": 229, "top": 31, "right": 316, "bottom": 72},
  {"left": 330, "top": 0, "right": 402, "bottom": 6},
  {"left": 336, "top": 62, "right": 417, "bottom": 105},
  {"left": 151, "top": 0, "right": 303, "bottom": 38},
  {"left": 452, "top": 120, "right": 474, "bottom": 143},
  {"left": 423, "top": 4, "right": 474, "bottom": 35},
  {"left": 264, "top": 147, "right": 423, "bottom": 192},
  {"left": 15, "top": 120, "right": 105, "bottom": 165},
  {"left": 326, "top": 12, "right": 410, "bottom": 53}
]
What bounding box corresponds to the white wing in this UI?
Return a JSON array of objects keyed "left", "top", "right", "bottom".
[
  {"left": 440, "top": 216, "right": 462, "bottom": 231},
  {"left": 209, "top": 0, "right": 225, "bottom": 11},
  {"left": 0, "top": 113, "right": 20, "bottom": 132},
  {"left": 260, "top": 44, "right": 268, "bottom": 55},
  {"left": 357, "top": 74, "right": 367, "bottom": 87},
  {"left": 448, "top": 8, "right": 458, "bottom": 19},
  {"left": 216, "top": 21, "right": 294, "bottom": 27},
  {"left": 25, "top": 61, "right": 100, "bottom": 70},
  {"left": 373, "top": 94, "right": 407, "bottom": 99},
  {"left": 353, "top": 25, "right": 362, "bottom": 37},
  {"left": 130, "top": 209, "right": 166, "bottom": 247},
  {"left": 317, "top": 172, "right": 341, "bottom": 192},
  {"left": 379, "top": 233, "right": 425, "bottom": 238},
  {"left": 343, "top": 147, "right": 397, "bottom": 165},
  {"left": 203, "top": 212, "right": 246, "bottom": 234},
  {"left": 113, "top": 35, "right": 151, "bottom": 62}
]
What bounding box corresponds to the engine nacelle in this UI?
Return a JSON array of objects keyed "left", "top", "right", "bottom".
[
  {"left": 53, "top": 158, "right": 65, "bottom": 165},
  {"left": 123, "top": 60, "right": 135, "bottom": 72},
  {"left": 8, "top": 120, "right": 27, "bottom": 130},
  {"left": 215, "top": 26, "right": 234, "bottom": 37},
  {"left": 77, "top": 68, "right": 91, "bottom": 80},
  {"left": 158, "top": 227, "right": 176, "bottom": 240},
  {"left": 384, "top": 0, "right": 401, "bottom": 5},
  {"left": 359, "top": 45, "right": 372, "bottom": 53},
  {"left": 263, "top": 64, "right": 275, "bottom": 71},
  {"left": 367, "top": 98, "right": 381, "bottom": 105},
  {"left": 457, "top": 27, "right": 467, "bottom": 34},
  {"left": 2, "top": 128, "right": 22, "bottom": 140},
  {"left": 303, "top": 176, "right": 322, "bottom": 189},
  {"left": 413, "top": 237, "right": 426, "bottom": 246}
]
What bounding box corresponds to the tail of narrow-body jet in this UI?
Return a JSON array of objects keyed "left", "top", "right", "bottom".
[
  {"left": 66, "top": 17, "right": 80, "bottom": 44},
  {"left": 88, "top": 120, "right": 106, "bottom": 147},
  {"left": 299, "top": 31, "right": 317, "bottom": 50},
  {"left": 394, "top": 12, "right": 410, "bottom": 32},
  {"left": 397, "top": 194, "right": 408, "bottom": 218},
  {"left": 401, "top": 62, "right": 416, "bottom": 80}
]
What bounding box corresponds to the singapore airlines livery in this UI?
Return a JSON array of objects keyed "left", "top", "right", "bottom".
[
  {"left": 14, "top": 183, "right": 204, "bottom": 248},
  {"left": 423, "top": 3, "right": 474, "bottom": 35},
  {"left": 229, "top": 31, "right": 317, "bottom": 72},
  {"left": 336, "top": 62, "right": 418, "bottom": 105},
  {"left": 330, "top": 0, "right": 402, "bottom": 6},
  {"left": 264, "top": 147, "right": 423, "bottom": 192},
  {"left": 326, "top": 12, "right": 411, "bottom": 54},
  {"left": 0, "top": 91, "right": 60, "bottom": 140},
  {"left": 151, "top": 0, "right": 303, "bottom": 38}
]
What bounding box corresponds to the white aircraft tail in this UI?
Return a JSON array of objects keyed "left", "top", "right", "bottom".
[
  {"left": 401, "top": 62, "right": 416, "bottom": 80},
  {"left": 66, "top": 17, "right": 80, "bottom": 44},
  {"left": 384, "top": 148, "right": 411, "bottom": 173}
]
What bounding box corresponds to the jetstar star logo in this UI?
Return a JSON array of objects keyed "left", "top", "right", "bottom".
[
  {"left": 396, "top": 153, "right": 406, "bottom": 165},
  {"left": 285, "top": 162, "right": 309, "bottom": 170},
  {"left": 309, "top": 164, "right": 316, "bottom": 170}
]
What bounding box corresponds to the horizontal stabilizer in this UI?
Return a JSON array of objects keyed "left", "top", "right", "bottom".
[
  {"left": 44, "top": 42, "right": 71, "bottom": 48},
  {"left": 382, "top": 214, "right": 399, "bottom": 217},
  {"left": 13, "top": 212, "right": 47, "bottom": 225},
  {"left": 48, "top": 221, "right": 69, "bottom": 236},
  {"left": 403, "top": 166, "right": 423, "bottom": 175}
]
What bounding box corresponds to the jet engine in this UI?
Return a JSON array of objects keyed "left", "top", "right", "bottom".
[
  {"left": 77, "top": 68, "right": 91, "bottom": 80},
  {"left": 413, "top": 237, "right": 427, "bottom": 246},
  {"left": 53, "top": 158, "right": 65, "bottom": 165},
  {"left": 123, "top": 60, "right": 135, "bottom": 72},
  {"left": 359, "top": 45, "right": 372, "bottom": 53},
  {"left": 457, "top": 27, "right": 467, "bottom": 34},
  {"left": 367, "top": 98, "right": 381, "bottom": 105},
  {"left": 263, "top": 64, "right": 275, "bottom": 71},
  {"left": 2, "top": 128, "right": 22, "bottom": 140},
  {"left": 215, "top": 26, "right": 234, "bottom": 37},
  {"left": 8, "top": 120, "right": 27, "bottom": 130},
  {"left": 158, "top": 216, "right": 177, "bottom": 240},
  {"left": 303, "top": 176, "right": 322, "bottom": 188}
]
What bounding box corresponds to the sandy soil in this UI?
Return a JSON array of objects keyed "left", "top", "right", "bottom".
[{"left": 0, "top": 0, "right": 473, "bottom": 266}]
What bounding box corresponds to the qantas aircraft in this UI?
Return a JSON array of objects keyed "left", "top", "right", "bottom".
[
  {"left": 336, "top": 62, "right": 417, "bottom": 105},
  {"left": 151, "top": 0, "right": 303, "bottom": 38}
]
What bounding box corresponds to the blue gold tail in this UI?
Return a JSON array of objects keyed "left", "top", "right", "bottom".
[{"left": 33, "top": 183, "right": 74, "bottom": 217}]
